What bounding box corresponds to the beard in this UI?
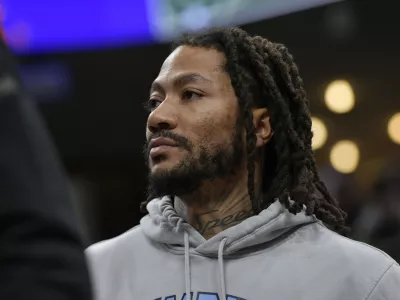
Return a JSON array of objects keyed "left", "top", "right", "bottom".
[{"left": 144, "top": 121, "right": 244, "bottom": 200}]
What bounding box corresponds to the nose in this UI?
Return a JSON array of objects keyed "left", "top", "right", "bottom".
[{"left": 147, "top": 100, "right": 178, "bottom": 134}]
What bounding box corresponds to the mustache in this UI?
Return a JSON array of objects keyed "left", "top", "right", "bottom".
[{"left": 144, "top": 131, "right": 192, "bottom": 156}]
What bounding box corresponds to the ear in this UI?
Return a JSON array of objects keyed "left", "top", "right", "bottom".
[{"left": 252, "top": 107, "right": 273, "bottom": 148}]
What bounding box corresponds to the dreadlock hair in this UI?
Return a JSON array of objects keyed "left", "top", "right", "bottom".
[{"left": 141, "top": 27, "right": 348, "bottom": 234}]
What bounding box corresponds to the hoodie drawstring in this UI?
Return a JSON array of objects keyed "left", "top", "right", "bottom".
[
  {"left": 184, "top": 233, "right": 228, "bottom": 300},
  {"left": 184, "top": 232, "right": 191, "bottom": 300},
  {"left": 218, "top": 238, "right": 228, "bottom": 300}
]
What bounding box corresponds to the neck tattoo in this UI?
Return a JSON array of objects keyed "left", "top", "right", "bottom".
[{"left": 193, "top": 208, "right": 254, "bottom": 237}]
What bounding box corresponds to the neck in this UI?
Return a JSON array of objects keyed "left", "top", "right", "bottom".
[{"left": 176, "top": 176, "right": 254, "bottom": 240}]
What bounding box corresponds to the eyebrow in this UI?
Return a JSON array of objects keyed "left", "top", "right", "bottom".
[{"left": 150, "top": 73, "right": 213, "bottom": 95}]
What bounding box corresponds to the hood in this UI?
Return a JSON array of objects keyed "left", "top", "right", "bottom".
[
  {"left": 140, "top": 195, "right": 317, "bottom": 256},
  {"left": 141, "top": 196, "right": 317, "bottom": 300}
]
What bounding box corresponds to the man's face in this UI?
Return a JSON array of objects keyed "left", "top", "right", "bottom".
[{"left": 144, "top": 46, "right": 245, "bottom": 198}]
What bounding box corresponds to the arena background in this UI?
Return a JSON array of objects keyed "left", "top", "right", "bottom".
[{"left": 3, "top": 0, "right": 400, "bottom": 258}]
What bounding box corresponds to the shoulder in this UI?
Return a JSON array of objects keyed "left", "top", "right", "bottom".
[
  {"left": 86, "top": 225, "right": 147, "bottom": 265},
  {"left": 85, "top": 225, "right": 152, "bottom": 299},
  {"left": 297, "top": 223, "right": 397, "bottom": 278},
  {"left": 315, "top": 223, "right": 395, "bottom": 263},
  {"left": 366, "top": 262, "right": 400, "bottom": 300},
  {"left": 294, "top": 223, "right": 400, "bottom": 298}
]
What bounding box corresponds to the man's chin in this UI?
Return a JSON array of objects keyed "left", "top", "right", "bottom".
[
  {"left": 147, "top": 161, "right": 200, "bottom": 198},
  {"left": 149, "top": 159, "right": 182, "bottom": 175}
]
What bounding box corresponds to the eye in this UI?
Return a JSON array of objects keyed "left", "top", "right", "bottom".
[
  {"left": 143, "top": 99, "right": 161, "bottom": 112},
  {"left": 182, "top": 90, "right": 202, "bottom": 101}
]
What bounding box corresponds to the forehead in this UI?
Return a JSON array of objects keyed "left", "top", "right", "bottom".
[{"left": 159, "top": 46, "right": 226, "bottom": 78}]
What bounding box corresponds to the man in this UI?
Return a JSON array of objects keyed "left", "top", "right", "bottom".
[
  {"left": 0, "top": 38, "right": 92, "bottom": 299},
  {"left": 86, "top": 27, "right": 400, "bottom": 300}
]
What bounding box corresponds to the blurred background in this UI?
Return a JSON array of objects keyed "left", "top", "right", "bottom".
[{"left": 2, "top": 0, "right": 400, "bottom": 261}]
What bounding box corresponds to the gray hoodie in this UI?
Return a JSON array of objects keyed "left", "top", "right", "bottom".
[{"left": 86, "top": 196, "right": 400, "bottom": 300}]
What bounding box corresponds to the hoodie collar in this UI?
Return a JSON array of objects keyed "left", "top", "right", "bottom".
[{"left": 140, "top": 196, "right": 317, "bottom": 256}]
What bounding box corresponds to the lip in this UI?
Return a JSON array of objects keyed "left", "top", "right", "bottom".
[
  {"left": 149, "top": 138, "right": 178, "bottom": 159},
  {"left": 149, "top": 137, "right": 178, "bottom": 149}
]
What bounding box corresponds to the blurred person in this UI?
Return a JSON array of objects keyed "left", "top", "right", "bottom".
[
  {"left": 0, "top": 38, "right": 92, "bottom": 299},
  {"left": 87, "top": 28, "right": 400, "bottom": 300},
  {"left": 353, "top": 160, "right": 400, "bottom": 262}
]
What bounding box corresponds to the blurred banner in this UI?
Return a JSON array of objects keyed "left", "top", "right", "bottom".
[
  {"left": 2, "top": 0, "right": 342, "bottom": 54},
  {"left": 1, "top": 0, "right": 151, "bottom": 53},
  {"left": 148, "top": 0, "right": 343, "bottom": 41},
  {"left": 0, "top": 2, "right": 5, "bottom": 42}
]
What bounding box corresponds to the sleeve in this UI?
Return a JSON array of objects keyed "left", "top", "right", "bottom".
[
  {"left": 366, "top": 262, "right": 400, "bottom": 300},
  {"left": 0, "top": 40, "right": 92, "bottom": 299}
]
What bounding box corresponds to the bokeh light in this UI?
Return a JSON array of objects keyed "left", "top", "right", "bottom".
[
  {"left": 325, "top": 80, "right": 355, "bottom": 114},
  {"left": 330, "top": 140, "right": 359, "bottom": 173},
  {"left": 311, "top": 117, "right": 328, "bottom": 150},
  {"left": 388, "top": 112, "right": 400, "bottom": 144}
]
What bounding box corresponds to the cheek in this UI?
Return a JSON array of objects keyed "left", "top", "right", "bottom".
[{"left": 196, "top": 113, "right": 235, "bottom": 149}]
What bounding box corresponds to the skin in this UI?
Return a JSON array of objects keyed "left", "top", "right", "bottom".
[{"left": 146, "top": 46, "right": 273, "bottom": 239}]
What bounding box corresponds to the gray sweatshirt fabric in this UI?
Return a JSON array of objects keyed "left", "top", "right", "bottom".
[{"left": 86, "top": 196, "right": 400, "bottom": 300}]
